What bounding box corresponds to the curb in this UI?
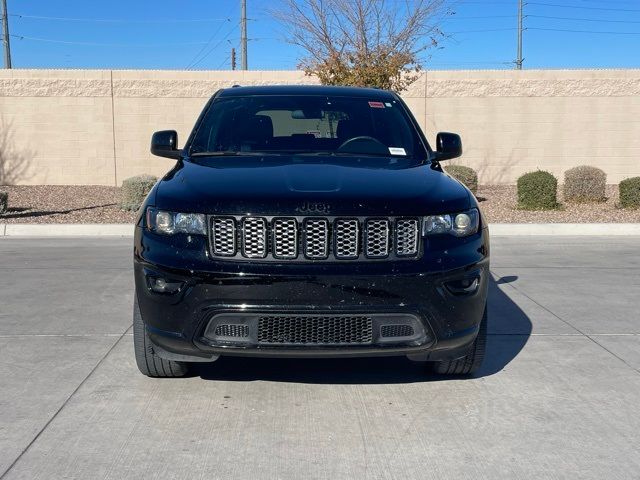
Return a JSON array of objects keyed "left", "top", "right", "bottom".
[
  {"left": 488, "top": 223, "right": 640, "bottom": 236},
  {"left": 1, "top": 223, "right": 639, "bottom": 237},
  {"left": 0, "top": 224, "right": 133, "bottom": 237}
]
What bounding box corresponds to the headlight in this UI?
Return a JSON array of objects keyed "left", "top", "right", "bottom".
[
  {"left": 423, "top": 208, "right": 479, "bottom": 237},
  {"left": 146, "top": 207, "right": 206, "bottom": 235}
]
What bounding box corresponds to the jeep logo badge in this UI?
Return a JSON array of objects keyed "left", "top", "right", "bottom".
[{"left": 296, "top": 201, "right": 331, "bottom": 214}]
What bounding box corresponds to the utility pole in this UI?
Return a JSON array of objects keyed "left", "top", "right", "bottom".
[
  {"left": 240, "top": 0, "right": 248, "bottom": 70},
  {"left": 231, "top": 47, "right": 236, "bottom": 70},
  {"left": 516, "top": 0, "right": 523, "bottom": 70},
  {"left": 1, "top": 0, "right": 12, "bottom": 69}
]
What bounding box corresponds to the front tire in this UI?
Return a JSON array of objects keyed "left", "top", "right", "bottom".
[
  {"left": 430, "top": 307, "right": 487, "bottom": 376},
  {"left": 133, "top": 296, "right": 189, "bottom": 378}
]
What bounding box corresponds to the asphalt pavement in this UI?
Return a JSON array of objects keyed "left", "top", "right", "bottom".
[{"left": 0, "top": 236, "right": 639, "bottom": 479}]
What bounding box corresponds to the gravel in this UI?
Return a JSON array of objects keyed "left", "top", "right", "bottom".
[
  {"left": 478, "top": 185, "right": 640, "bottom": 224},
  {"left": 0, "top": 186, "right": 135, "bottom": 224},
  {"left": 0, "top": 185, "right": 638, "bottom": 224}
]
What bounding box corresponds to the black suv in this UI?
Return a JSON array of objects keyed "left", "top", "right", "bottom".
[{"left": 133, "top": 85, "right": 489, "bottom": 378}]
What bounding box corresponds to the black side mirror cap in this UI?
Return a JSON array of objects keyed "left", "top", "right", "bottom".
[
  {"left": 151, "top": 130, "right": 181, "bottom": 159},
  {"left": 433, "top": 132, "right": 462, "bottom": 161}
]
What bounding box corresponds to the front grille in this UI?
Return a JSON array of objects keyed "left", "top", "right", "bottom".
[
  {"left": 395, "top": 219, "right": 419, "bottom": 256},
  {"left": 257, "top": 315, "right": 373, "bottom": 345},
  {"left": 304, "top": 219, "right": 329, "bottom": 259},
  {"left": 242, "top": 217, "right": 267, "bottom": 258},
  {"left": 365, "top": 219, "right": 390, "bottom": 258},
  {"left": 272, "top": 218, "right": 298, "bottom": 258},
  {"left": 334, "top": 219, "right": 359, "bottom": 259},
  {"left": 209, "top": 215, "right": 420, "bottom": 262},
  {"left": 211, "top": 217, "right": 236, "bottom": 256}
]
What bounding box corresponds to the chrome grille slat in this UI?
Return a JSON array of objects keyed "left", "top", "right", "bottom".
[
  {"left": 334, "top": 219, "right": 359, "bottom": 259},
  {"left": 273, "top": 218, "right": 298, "bottom": 259},
  {"left": 304, "top": 219, "right": 329, "bottom": 259},
  {"left": 209, "top": 216, "right": 419, "bottom": 261},
  {"left": 211, "top": 217, "right": 236, "bottom": 256},
  {"left": 396, "top": 219, "right": 419, "bottom": 256},
  {"left": 242, "top": 217, "right": 267, "bottom": 258},
  {"left": 365, "top": 219, "right": 390, "bottom": 258}
]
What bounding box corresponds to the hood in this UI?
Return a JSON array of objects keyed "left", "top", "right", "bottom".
[{"left": 154, "top": 157, "right": 471, "bottom": 216}]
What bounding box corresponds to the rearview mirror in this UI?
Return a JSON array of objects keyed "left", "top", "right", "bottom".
[
  {"left": 151, "top": 130, "right": 181, "bottom": 159},
  {"left": 434, "top": 132, "right": 462, "bottom": 161},
  {"left": 291, "top": 109, "right": 323, "bottom": 119}
]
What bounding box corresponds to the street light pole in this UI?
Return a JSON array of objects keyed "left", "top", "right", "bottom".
[
  {"left": 240, "top": 0, "right": 248, "bottom": 70},
  {"left": 1, "top": 0, "right": 12, "bottom": 69},
  {"left": 516, "top": 0, "right": 523, "bottom": 70}
]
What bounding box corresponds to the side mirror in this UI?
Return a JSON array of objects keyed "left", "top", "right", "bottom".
[
  {"left": 433, "top": 132, "right": 462, "bottom": 161},
  {"left": 151, "top": 130, "right": 181, "bottom": 159}
]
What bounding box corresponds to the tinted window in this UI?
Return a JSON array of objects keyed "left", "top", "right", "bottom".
[{"left": 190, "top": 95, "right": 427, "bottom": 159}]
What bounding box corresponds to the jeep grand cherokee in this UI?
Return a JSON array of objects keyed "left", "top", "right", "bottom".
[{"left": 133, "top": 85, "right": 489, "bottom": 377}]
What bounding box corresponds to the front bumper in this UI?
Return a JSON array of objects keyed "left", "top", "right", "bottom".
[{"left": 134, "top": 225, "right": 490, "bottom": 361}]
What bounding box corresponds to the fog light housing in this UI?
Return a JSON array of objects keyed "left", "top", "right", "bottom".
[
  {"left": 147, "top": 276, "right": 184, "bottom": 294},
  {"left": 445, "top": 276, "right": 480, "bottom": 295}
]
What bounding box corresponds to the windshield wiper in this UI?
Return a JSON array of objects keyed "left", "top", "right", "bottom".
[
  {"left": 191, "top": 150, "right": 292, "bottom": 157},
  {"left": 190, "top": 150, "right": 407, "bottom": 159},
  {"left": 293, "top": 151, "right": 391, "bottom": 158},
  {"left": 190, "top": 151, "right": 270, "bottom": 157}
]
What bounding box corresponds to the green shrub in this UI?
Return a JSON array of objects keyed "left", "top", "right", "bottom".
[
  {"left": 563, "top": 166, "right": 606, "bottom": 203},
  {"left": 619, "top": 177, "right": 640, "bottom": 209},
  {"left": 0, "top": 191, "right": 7, "bottom": 214},
  {"left": 517, "top": 170, "right": 558, "bottom": 210},
  {"left": 444, "top": 165, "right": 478, "bottom": 194},
  {"left": 120, "top": 174, "right": 157, "bottom": 211}
]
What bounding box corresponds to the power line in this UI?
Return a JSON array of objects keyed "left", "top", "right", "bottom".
[
  {"left": 185, "top": 20, "right": 230, "bottom": 69},
  {"left": 444, "top": 15, "right": 517, "bottom": 19},
  {"left": 574, "top": 0, "right": 640, "bottom": 3},
  {"left": 449, "top": 27, "right": 518, "bottom": 34},
  {"left": 10, "top": 35, "right": 214, "bottom": 47},
  {"left": 527, "top": 2, "right": 640, "bottom": 13},
  {"left": 10, "top": 13, "right": 230, "bottom": 23},
  {"left": 529, "top": 27, "right": 640, "bottom": 35},
  {"left": 422, "top": 60, "right": 514, "bottom": 66},
  {"left": 188, "top": 22, "right": 239, "bottom": 69},
  {"left": 528, "top": 14, "right": 640, "bottom": 24},
  {"left": 216, "top": 54, "right": 230, "bottom": 70}
]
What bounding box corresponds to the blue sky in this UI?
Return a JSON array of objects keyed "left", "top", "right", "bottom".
[{"left": 4, "top": 0, "right": 640, "bottom": 70}]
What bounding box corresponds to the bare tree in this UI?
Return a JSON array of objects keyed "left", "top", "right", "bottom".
[
  {"left": 272, "top": 0, "right": 449, "bottom": 92},
  {"left": 0, "top": 118, "right": 32, "bottom": 185}
]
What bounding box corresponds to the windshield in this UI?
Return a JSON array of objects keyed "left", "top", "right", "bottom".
[{"left": 189, "top": 95, "right": 428, "bottom": 160}]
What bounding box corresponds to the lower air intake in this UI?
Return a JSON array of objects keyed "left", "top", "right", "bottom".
[
  {"left": 257, "top": 315, "right": 373, "bottom": 345},
  {"left": 380, "top": 324, "right": 415, "bottom": 338},
  {"left": 214, "top": 324, "right": 249, "bottom": 338}
]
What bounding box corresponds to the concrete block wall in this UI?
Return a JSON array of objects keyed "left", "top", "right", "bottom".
[
  {"left": 0, "top": 68, "right": 638, "bottom": 185},
  {"left": 422, "top": 69, "right": 640, "bottom": 184}
]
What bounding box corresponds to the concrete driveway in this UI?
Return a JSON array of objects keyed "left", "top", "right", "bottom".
[{"left": 0, "top": 236, "right": 639, "bottom": 479}]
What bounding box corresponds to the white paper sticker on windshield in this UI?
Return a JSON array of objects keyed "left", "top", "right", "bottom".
[{"left": 389, "top": 147, "right": 407, "bottom": 156}]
